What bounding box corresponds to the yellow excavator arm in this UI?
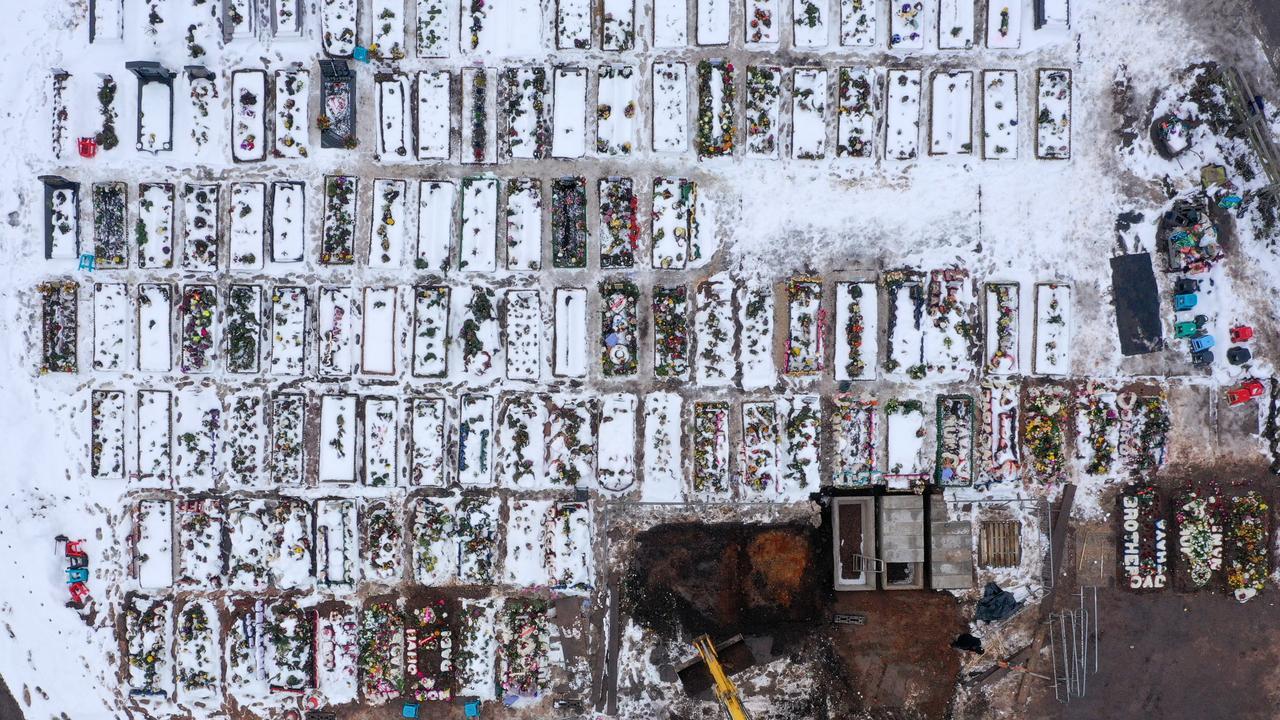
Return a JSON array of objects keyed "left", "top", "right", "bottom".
[{"left": 692, "top": 635, "right": 751, "bottom": 720}]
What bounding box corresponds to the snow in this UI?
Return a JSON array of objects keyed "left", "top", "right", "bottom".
[
  {"left": 598, "top": 64, "right": 638, "bottom": 156},
  {"left": 137, "top": 283, "right": 172, "bottom": 371},
  {"left": 739, "top": 282, "right": 776, "bottom": 388},
  {"left": 982, "top": 70, "right": 1019, "bottom": 159},
  {"left": 603, "top": 0, "right": 636, "bottom": 49},
  {"left": 652, "top": 62, "right": 688, "bottom": 153},
  {"left": 412, "top": 286, "right": 450, "bottom": 377},
  {"left": 698, "top": 0, "right": 732, "bottom": 45},
  {"left": 695, "top": 275, "right": 735, "bottom": 385},
  {"left": 417, "top": 180, "right": 455, "bottom": 271},
  {"left": 794, "top": 0, "right": 830, "bottom": 48},
  {"left": 557, "top": 0, "right": 592, "bottom": 48},
  {"left": 793, "top": 68, "right": 829, "bottom": 159},
  {"left": 642, "top": 392, "right": 683, "bottom": 501},
  {"left": 321, "top": 0, "right": 358, "bottom": 57},
  {"left": 746, "top": 0, "right": 779, "bottom": 45},
  {"left": 371, "top": 0, "right": 408, "bottom": 60},
  {"left": 137, "top": 389, "right": 172, "bottom": 484},
  {"left": 410, "top": 397, "right": 448, "bottom": 485},
  {"left": 272, "top": 69, "right": 309, "bottom": 158},
  {"left": 1034, "top": 282, "right": 1072, "bottom": 375},
  {"left": 506, "top": 178, "right": 544, "bottom": 270},
  {"left": 363, "top": 397, "right": 398, "bottom": 485},
  {"left": 375, "top": 73, "right": 412, "bottom": 161},
  {"left": 746, "top": 66, "right": 782, "bottom": 158},
  {"left": 269, "top": 181, "right": 305, "bottom": 262},
  {"left": 835, "top": 281, "right": 878, "bottom": 381},
  {"left": 417, "top": 0, "right": 454, "bottom": 57},
  {"left": 886, "top": 69, "right": 922, "bottom": 160},
  {"left": 134, "top": 499, "right": 173, "bottom": 590},
  {"left": 92, "top": 282, "right": 128, "bottom": 370},
  {"left": 229, "top": 181, "right": 265, "bottom": 269},
  {"left": 930, "top": 70, "right": 974, "bottom": 155},
  {"left": 987, "top": 0, "right": 1023, "bottom": 49},
  {"left": 319, "top": 394, "right": 357, "bottom": 482},
  {"left": 231, "top": 70, "right": 266, "bottom": 162},
  {"left": 554, "top": 287, "right": 588, "bottom": 377},
  {"left": 938, "top": 0, "right": 975, "bottom": 49},
  {"left": 459, "top": 176, "right": 498, "bottom": 270},
  {"left": 369, "top": 179, "right": 408, "bottom": 267},
  {"left": 1036, "top": 68, "right": 1072, "bottom": 159},
  {"left": 138, "top": 79, "right": 172, "bottom": 153},
  {"left": 319, "top": 286, "right": 354, "bottom": 375},
  {"left": 598, "top": 393, "right": 638, "bottom": 492},
  {"left": 270, "top": 286, "right": 307, "bottom": 375},
  {"left": 361, "top": 286, "right": 398, "bottom": 375},
  {"left": 552, "top": 67, "right": 587, "bottom": 158},
  {"left": 653, "top": 0, "right": 688, "bottom": 47},
  {"left": 890, "top": 0, "right": 925, "bottom": 49},
  {"left": 458, "top": 394, "right": 495, "bottom": 486},
  {"left": 504, "top": 289, "right": 543, "bottom": 380},
  {"left": 137, "top": 182, "right": 175, "bottom": 268}
]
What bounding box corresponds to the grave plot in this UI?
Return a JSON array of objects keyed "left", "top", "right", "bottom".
[
  {"left": 982, "top": 70, "right": 1018, "bottom": 159},
  {"left": 936, "top": 395, "right": 974, "bottom": 486},
  {"left": 321, "top": 0, "right": 358, "bottom": 56},
  {"left": 924, "top": 268, "right": 978, "bottom": 379},
  {"left": 92, "top": 182, "right": 128, "bottom": 268},
  {"left": 273, "top": 0, "right": 305, "bottom": 37},
  {"left": 499, "top": 600, "right": 550, "bottom": 697},
  {"left": 500, "top": 67, "right": 550, "bottom": 160},
  {"left": 652, "top": 62, "right": 689, "bottom": 153},
  {"left": 840, "top": 0, "right": 878, "bottom": 46},
  {"left": 557, "top": 0, "right": 591, "bottom": 48},
  {"left": 410, "top": 397, "right": 448, "bottom": 486},
  {"left": 317, "top": 498, "right": 358, "bottom": 587},
  {"left": 411, "top": 497, "right": 454, "bottom": 584},
  {"left": 363, "top": 397, "right": 399, "bottom": 486},
  {"left": 133, "top": 499, "right": 172, "bottom": 590},
  {"left": 552, "top": 67, "right": 587, "bottom": 159},
  {"left": 269, "top": 393, "right": 306, "bottom": 485},
  {"left": 504, "top": 291, "right": 542, "bottom": 381},
  {"left": 231, "top": 70, "right": 266, "bottom": 162},
  {"left": 884, "top": 399, "right": 927, "bottom": 491},
  {"left": 188, "top": 69, "right": 220, "bottom": 153},
  {"left": 320, "top": 65, "right": 357, "bottom": 149},
  {"left": 456, "top": 495, "right": 499, "bottom": 583},
  {"left": 597, "top": 64, "right": 638, "bottom": 157},
  {"left": 692, "top": 401, "right": 732, "bottom": 498},
  {"left": 371, "top": 0, "right": 408, "bottom": 60},
  {"left": 1228, "top": 493, "right": 1270, "bottom": 601},
  {"left": 984, "top": 282, "right": 1019, "bottom": 374},
  {"left": 454, "top": 285, "right": 500, "bottom": 379},
  {"left": 1023, "top": 385, "right": 1069, "bottom": 484},
  {"left": 1119, "top": 395, "right": 1171, "bottom": 473},
  {"left": 136, "top": 283, "right": 171, "bottom": 372},
  {"left": 136, "top": 183, "right": 175, "bottom": 269},
  {"left": 979, "top": 382, "right": 1020, "bottom": 485},
  {"left": 794, "top": 0, "right": 830, "bottom": 47},
  {"left": 136, "top": 390, "right": 172, "bottom": 485},
  {"left": 93, "top": 282, "right": 129, "bottom": 371},
  {"left": 782, "top": 395, "right": 821, "bottom": 490},
  {"left": 598, "top": 393, "right": 637, "bottom": 493},
  {"left": 929, "top": 70, "right": 973, "bottom": 156},
  {"left": 986, "top": 0, "right": 1021, "bottom": 48},
  {"left": 746, "top": 0, "right": 779, "bottom": 44},
  {"left": 459, "top": 177, "right": 499, "bottom": 271},
  {"left": 653, "top": 0, "right": 687, "bottom": 46},
  {"left": 505, "top": 178, "right": 543, "bottom": 270},
  {"left": 173, "top": 388, "right": 220, "bottom": 490},
  {"left": 1077, "top": 385, "right": 1121, "bottom": 477},
  {"left": 653, "top": 285, "right": 690, "bottom": 380},
  {"left": 417, "top": 70, "right": 451, "bottom": 159},
  {"left": 268, "top": 500, "right": 314, "bottom": 589},
  {"left": 889, "top": 0, "right": 924, "bottom": 48},
  {"left": 695, "top": 277, "right": 735, "bottom": 386},
  {"left": 320, "top": 394, "right": 358, "bottom": 483},
  {"left": 270, "top": 181, "right": 306, "bottom": 263},
  {"left": 507, "top": 500, "right": 594, "bottom": 590},
  {"left": 322, "top": 175, "right": 358, "bottom": 265},
  {"left": 403, "top": 595, "right": 459, "bottom": 702},
  {"left": 416, "top": 180, "right": 455, "bottom": 271},
  {"left": 498, "top": 394, "right": 547, "bottom": 489},
  {"left": 1176, "top": 490, "right": 1224, "bottom": 590},
  {"left": 89, "top": 75, "right": 120, "bottom": 155},
  {"left": 741, "top": 400, "right": 782, "bottom": 496},
  {"left": 1036, "top": 69, "right": 1072, "bottom": 160},
  {"left": 417, "top": 0, "right": 453, "bottom": 57},
  {"left": 175, "top": 599, "right": 221, "bottom": 703},
  {"left": 652, "top": 177, "right": 697, "bottom": 268},
  {"left": 270, "top": 286, "right": 308, "bottom": 376},
  {"left": 179, "top": 284, "right": 217, "bottom": 373},
  {"left": 602, "top": 0, "right": 636, "bottom": 49},
  {"left": 91, "top": 0, "right": 123, "bottom": 41},
  {"left": 462, "top": 68, "right": 496, "bottom": 163},
  {"left": 181, "top": 183, "right": 220, "bottom": 270},
  {"left": 227, "top": 501, "right": 271, "bottom": 590},
  {"left": 643, "top": 392, "right": 684, "bottom": 501},
  {"left": 835, "top": 281, "right": 878, "bottom": 381},
  {"left": 832, "top": 395, "right": 878, "bottom": 485},
  {"left": 553, "top": 287, "right": 588, "bottom": 378},
  {"left": 1118, "top": 484, "right": 1168, "bottom": 591},
  {"left": 456, "top": 599, "right": 498, "bottom": 700},
  {"left": 224, "top": 600, "right": 267, "bottom": 703},
  {"left": 229, "top": 182, "right": 266, "bottom": 270},
  {"left": 369, "top": 180, "right": 409, "bottom": 268},
  {"left": 136, "top": 64, "right": 177, "bottom": 149},
  {"left": 316, "top": 606, "right": 359, "bottom": 706},
  {"left": 261, "top": 283, "right": 298, "bottom": 377},
  {"left": 599, "top": 177, "right": 639, "bottom": 268},
  {"left": 458, "top": 394, "right": 496, "bottom": 486},
  {"left": 938, "top": 0, "right": 974, "bottom": 48},
  {"left": 273, "top": 69, "right": 309, "bottom": 158},
  {"left": 745, "top": 65, "right": 781, "bottom": 158},
  {"left": 785, "top": 277, "right": 824, "bottom": 376},
  {"left": 600, "top": 280, "right": 640, "bottom": 377},
  {"left": 125, "top": 595, "right": 172, "bottom": 699},
  {"left": 1033, "top": 282, "right": 1071, "bottom": 375},
  {"left": 264, "top": 600, "right": 315, "bottom": 692},
  {"left": 412, "top": 286, "right": 450, "bottom": 378},
  {"left": 375, "top": 73, "right": 413, "bottom": 161},
  {"left": 739, "top": 283, "right": 776, "bottom": 389},
  {"left": 885, "top": 70, "right": 922, "bottom": 160},
  {"left": 225, "top": 392, "right": 266, "bottom": 487},
  {"left": 883, "top": 270, "right": 925, "bottom": 378},
  {"left": 696, "top": 60, "right": 736, "bottom": 158},
  {"left": 176, "top": 498, "right": 224, "bottom": 587},
  {"left": 698, "top": 0, "right": 731, "bottom": 44},
  {"left": 43, "top": 181, "right": 79, "bottom": 260},
  {"left": 362, "top": 501, "right": 404, "bottom": 583},
  {"left": 552, "top": 177, "right": 589, "bottom": 268},
  {"left": 547, "top": 395, "right": 597, "bottom": 487}
]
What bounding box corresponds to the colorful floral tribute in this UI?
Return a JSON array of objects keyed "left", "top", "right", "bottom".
[
  {"left": 600, "top": 280, "right": 640, "bottom": 377},
  {"left": 696, "top": 60, "right": 736, "bottom": 157},
  {"left": 653, "top": 286, "right": 689, "bottom": 379}
]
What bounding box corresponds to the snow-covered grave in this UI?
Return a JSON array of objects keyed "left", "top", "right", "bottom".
[
  {"left": 837, "top": 68, "right": 877, "bottom": 158},
  {"left": 417, "top": 179, "right": 455, "bottom": 271},
  {"left": 1036, "top": 68, "right": 1073, "bottom": 159},
  {"left": 552, "top": 66, "right": 587, "bottom": 158},
  {"left": 698, "top": 0, "right": 732, "bottom": 45},
  {"left": 417, "top": 70, "right": 451, "bottom": 159},
  {"left": 695, "top": 276, "right": 736, "bottom": 386},
  {"left": 604, "top": 0, "right": 636, "bottom": 49},
  {"left": 938, "top": 0, "right": 974, "bottom": 48},
  {"left": 506, "top": 178, "right": 543, "bottom": 270},
  {"left": 792, "top": 68, "right": 829, "bottom": 160},
  {"left": 269, "top": 180, "right": 306, "bottom": 263},
  {"left": 982, "top": 70, "right": 1019, "bottom": 159},
  {"left": 984, "top": 282, "right": 1020, "bottom": 375},
  {"left": 747, "top": 0, "right": 780, "bottom": 45},
  {"left": 885, "top": 69, "right": 922, "bottom": 160},
  {"left": 375, "top": 72, "right": 412, "bottom": 161},
  {"left": 554, "top": 286, "right": 588, "bottom": 377},
  {"left": 986, "top": 0, "right": 1022, "bottom": 49},
  {"left": 459, "top": 176, "right": 498, "bottom": 270},
  {"left": 840, "top": 0, "right": 878, "bottom": 46},
  {"left": 598, "top": 64, "right": 638, "bottom": 156},
  {"left": 652, "top": 62, "right": 689, "bottom": 153},
  {"left": 225, "top": 286, "right": 262, "bottom": 375},
  {"left": 501, "top": 67, "right": 550, "bottom": 160},
  {"left": 654, "top": 0, "right": 688, "bottom": 47},
  {"left": 739, "top": 283, "right": 776, "bottom": 388},
  {"left": 890, "top": 0, "right": 925, "bottom": 49},
  {"left": 92, "top": 282, "right": 128, "bottom": 371},
  {"left": 832, "top": 395, "right": 878, "bottom": 485},
  {"left": 835, "top": 281, "right": 878, "bottom": 381},
  {"left": 929, "top": 70, "right": 973, "bottom": 156},
  {"left": 794, "top": 0, "right": 831, "bottom": 48},
  {"left": 745, "top": 66, "right": 782, "bottom": 158},
  {"left": 1033, "top": 282, "right": 1072, "bottom": 375},
  {"left": 229, "top": 182, "right": 266, "bottom": 269},
  {"left": 557, "top": 0, "right": 592, "bottom": 48},
  {"left": 230, "top": 70, "right": 266, "bottom": 162}
]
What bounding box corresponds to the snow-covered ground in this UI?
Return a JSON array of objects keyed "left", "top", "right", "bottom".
[{"left": 5, "top": 0, "right": 1280, "bottom": 717}]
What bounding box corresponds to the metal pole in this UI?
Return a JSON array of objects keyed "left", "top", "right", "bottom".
[
  {"left": 1060, "top": 613, "right": 1070, "bottom": 701},
  {"left": 1093, "top": 587, "right": 1100, "bottom": 673},
  {"left": 1048, "top": 617, "right": 1061, "bottom": 703}
]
